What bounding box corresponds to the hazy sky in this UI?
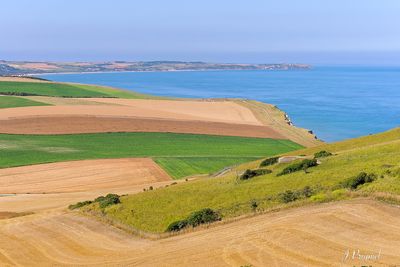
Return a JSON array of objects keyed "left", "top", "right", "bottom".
[{"left": 1, "top": 0, "right": 400, "bottom": 64}]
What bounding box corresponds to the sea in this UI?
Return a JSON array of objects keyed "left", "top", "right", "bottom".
[{"left": 39, "top": 66, "right": 400, "bottom": 142}]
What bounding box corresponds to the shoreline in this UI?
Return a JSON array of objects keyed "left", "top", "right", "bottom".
[{"left": 28, "top": 67, "right": 311, "bottom": 76}]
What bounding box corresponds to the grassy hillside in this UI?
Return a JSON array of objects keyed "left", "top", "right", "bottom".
[
  {"left": 0, "top": 132, "right": 302, "bottom": 178},
  {"left": 0, "top": 81, "right": 156, "bottom": 98},
  {"left": 0, "top": 95, "right": 50, "bottom": 108},
  {"left": 81, "top": 128, "right": 400, "bottom": 233},
  {"left": 283, "top": 127, "right": 400, "bottom": 156}
]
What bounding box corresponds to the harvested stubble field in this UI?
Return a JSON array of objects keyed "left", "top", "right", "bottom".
[
  {"left": 0, "top": 158, "right": 176, "bottom": 214},
  {"left": 0, "top": 158, "right": 171, "bottom": 194},
  {"left": 0, "top": 99, "right": 263, "bottom": 125},
  {"left": 0, "top": 116, "right": 285, "bottom": 139},
  {"left": 0, "top": 199, "right": 398, "bottom": 266}
]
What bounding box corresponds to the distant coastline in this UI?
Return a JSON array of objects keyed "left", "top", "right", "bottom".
[
  {"left": 28, "top": 68, "right": 310, "bottom": 76},
  {"left": 0, "top": 60, "right": 311, "bottom": 76}
]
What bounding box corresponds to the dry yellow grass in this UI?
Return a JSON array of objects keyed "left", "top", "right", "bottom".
[{"left": 0, "top": 199, "right": 398, "bottom": 266}]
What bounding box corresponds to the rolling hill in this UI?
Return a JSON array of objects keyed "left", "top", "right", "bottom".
[{"left": 80, "top": 128, "right": 400, "bottom": 233}]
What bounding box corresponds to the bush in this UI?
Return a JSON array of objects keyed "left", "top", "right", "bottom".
[
  {"left": 278, "top": 186, "right": 315, "bottom": 203},
  {"left": 166, "top": 208, "right": 221, "bottom": 232},
  {"left": 260, "top": 156, "right": 279, "bottom": 167},
  {"left": 68, "top": 200, "right": 92, "bottom": 210},
  {"left": 97, "top": 193, "right": 121, "bottom": 208},
  {"left": 279, "top": 190, "right": 299, "bottom": 203},
  {"left": 68, "top": 194, "right": 120, "bottom": 210},
  {"left": 340, "top": 172, "right": 377, "bottom": 190},
  {"left": 187, "top": 208, "right": 221, "bottom": 227},
  {"left": 277, "top": 159, "right": 318, "bottom": 176},
  {"left": 250, "top": 200, "right": 258, "bottom": 210},
  {"left": 240, "top": 169, "right": 272, "bottom": 180},
  {"left": 301, "top": 186, "right": 313, "bottom": 198},
  {"left": 166, "top": 220, "right": 188, "bottom": 232},
  {"left": 314, "top": 150, "right": 332, "bottom": 158}
]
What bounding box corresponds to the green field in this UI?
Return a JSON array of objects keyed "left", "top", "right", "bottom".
[
  {"left": 0, "top": 95, "right": 50, "bottom": 108},
  {"left": 0, "top": 81, "right": 157, "bottom": 98},
  {"left": 154, "top": 157, "right": 260, "bottom": 179},
  {"left": 83, "top": 128, "right": 400, "bottom": 233},
  {"left": 0, "top": 132, "right": 302, "bottom": 178}
]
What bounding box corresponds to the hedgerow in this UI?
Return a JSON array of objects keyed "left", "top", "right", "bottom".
[
  {"left": 259, "top": 156, "right": 279, "bottom": 167},
  {"left": 340, "top": 172, "right": 376, "bottom": 190},
  {"left": 68, "top": 193, "right": 120, "bottom": 210},
  {"left": 277, "top": 159, "right": 318, "bottom": 176},
  {"left": 166, "top": 208, "right": 221, "bottom": 232},
  {"left": 240, "top": 169, "right": 272, "bottom": 180},
  {"left": 314, "top": 150, "right": 332, "bottom": 158}
]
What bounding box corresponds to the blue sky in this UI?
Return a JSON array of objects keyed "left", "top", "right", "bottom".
[{"left": 1, "top": 0, "right": 400, "bottom": 64}]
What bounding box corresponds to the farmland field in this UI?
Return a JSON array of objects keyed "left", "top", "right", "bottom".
[
  {"left": 154, "top": 157, "right": 259, "bottom": 179},
  {"left": 0, "top": 132, "right": 302, "bottom": 178},
  {"left": 0, "top": 95, "right": 50, "bottom": 108},
  {"left": 0, "top": 81, "right": 154, "bottom": 98}
]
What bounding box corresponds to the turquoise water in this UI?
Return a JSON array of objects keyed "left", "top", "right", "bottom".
[{"left": 40, "top": 67, "right": 400, "bottom": 142}]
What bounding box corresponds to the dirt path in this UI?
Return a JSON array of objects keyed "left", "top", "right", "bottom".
[{"left": 0, "top": 199, "right": 398, "bottom": 266}]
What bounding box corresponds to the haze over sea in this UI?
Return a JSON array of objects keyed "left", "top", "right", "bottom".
[{"left": 40, "top": 66, "right": 400, "bottom": 142}]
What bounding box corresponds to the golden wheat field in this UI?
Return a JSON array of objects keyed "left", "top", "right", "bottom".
[{"left": 0, "top": 199, "right": 398, "bottom": 266}]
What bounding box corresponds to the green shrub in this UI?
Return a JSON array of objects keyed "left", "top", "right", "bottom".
[
  {"left": 240, "top": 169, "right": 272, "bottom": 180},
  {"left": 279, "top": 190, "right": 299, "bottom": 203},
  {"left": 278, "top": 186, "right": 315, "bottom": 203},
  {"left": 301, "top": 186, "right": 313, "bottom": 198},
  {"left": 260, "top": 156, "right": 279, "bottom": 167},
  {"left": 186, "top": 208, "right": 221, "bottom": 227},
  {"left": 166, "top": 220, "right": 188, "bottom": 232},
  {"left": 97, "top": 194, "right": 121, "bottom": 209},
  {"left": 277, "top": 159, "right": 318, "bottom": 176},
  {"left": 340, "top": 172, "right": 377, "bottom": 190},
  {"left": 250, "top": 200, "right": 258, "bottom": 210},
  {"left": 94, "top": 196, "right": 106, "bottom": 202},
  {"left": 68, "top": 200, "right": 92, "bottom": 210},
  {"left": 314, "top": 150, "right": 332, "bottom": 158},
  {"left": 166, "top": 208, "right": 221, "bottom": 232}
]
